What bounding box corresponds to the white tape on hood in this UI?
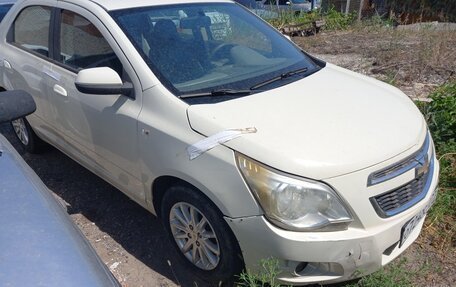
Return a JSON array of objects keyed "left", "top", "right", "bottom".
[{"left": 187, "top": 127, "right": 257, "bottom": 160}]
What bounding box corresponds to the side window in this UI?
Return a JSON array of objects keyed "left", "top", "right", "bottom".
[
  {"left": 10, "top": 6, "right": 51, "bottom": 57},
  {"left": 59, "top": 10, "right": 123, "bottom": 76}
]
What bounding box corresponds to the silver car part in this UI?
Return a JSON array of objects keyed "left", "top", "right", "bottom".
[
  {"left": 169, "top": 202, "right": 221, "bottom": 270},
  {"left": 11, "top": 118, "right": 29, "bottom": 146}
]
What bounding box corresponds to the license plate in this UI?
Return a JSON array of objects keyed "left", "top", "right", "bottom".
[{"left": 399, "top": 189, "right": 437, "bottom": 247}]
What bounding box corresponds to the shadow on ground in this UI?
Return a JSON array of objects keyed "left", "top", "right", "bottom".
[{"left": 0, "top": 123, "right": 212, "bottom": 287}]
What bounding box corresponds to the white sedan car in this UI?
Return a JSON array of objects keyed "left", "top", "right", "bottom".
[{"left": 0, "top": 0, "right": 439, "bottom": 285}]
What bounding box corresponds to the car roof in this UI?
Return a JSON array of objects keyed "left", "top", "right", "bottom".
[{"left": 83, "top": 0, "right": 233, "bottom": 11}]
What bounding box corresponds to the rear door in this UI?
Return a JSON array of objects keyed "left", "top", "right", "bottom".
[{"left": 1, "top": 3, "right": 57, "bottom": 138}]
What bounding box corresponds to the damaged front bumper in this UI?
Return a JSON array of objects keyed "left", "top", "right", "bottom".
[{"left": 225, "top": 160, "right": 439, "bottom": 285}]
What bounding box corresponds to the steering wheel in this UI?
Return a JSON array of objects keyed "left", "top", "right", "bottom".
[{"left": 209, "top": 43, "right": 237, "bottom": 61}]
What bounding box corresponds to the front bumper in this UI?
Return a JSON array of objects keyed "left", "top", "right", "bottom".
[{"left": 226, "top": 158, "right": 439, "bottom": 285}]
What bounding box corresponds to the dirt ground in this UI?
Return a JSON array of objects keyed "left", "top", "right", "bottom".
[
  {"left": 295, "top": 23, "right": 456, "bottom": 100},
  {"left": 1, "top": 24, "right": 455, "bottom": 287}
]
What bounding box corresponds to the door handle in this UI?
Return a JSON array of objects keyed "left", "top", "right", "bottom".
[
  {"left": 3, "top": 59, "right": 12, "bottom": 70},
  {"left": 53, "top": 84, "right": 68, "bottom": 97}
]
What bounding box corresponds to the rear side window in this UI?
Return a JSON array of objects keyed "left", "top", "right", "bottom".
[
  {"left": 9, "top": 6, "right": 51, "bottom": 57},
  {"left": 59, "top": 10, "right": 123, "bottom": 76}
]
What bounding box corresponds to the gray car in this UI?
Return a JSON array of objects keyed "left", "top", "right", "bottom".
[
  {"left": 262, "top": 0, "right": 320, "bottom": 14},
  {"left": 0, "top": 91, "right": 120, "bottom": 287},
  {"left": 0, "top": 0, "right": 14, "bottom": 22},
  {"left": 235, "top": 0, "right": 279, "bottom": 19}
]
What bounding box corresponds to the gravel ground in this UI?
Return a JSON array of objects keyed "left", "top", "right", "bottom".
[{"left": 1, "top": 26, "right": 455, "bottom": 287}]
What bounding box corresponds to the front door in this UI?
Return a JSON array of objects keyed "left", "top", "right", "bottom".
[{"left": 46, "top": 5, "right": 144, "bottom": 202}]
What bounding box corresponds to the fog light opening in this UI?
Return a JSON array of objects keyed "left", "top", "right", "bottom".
[{"left": 295, "top": 262, "right": 308, "bottom": 274}]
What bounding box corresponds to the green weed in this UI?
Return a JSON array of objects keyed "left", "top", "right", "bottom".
[
  {"left": 383, "top": 71, "right": 397, "bottom": 86},
  {"left": 417, "top": 82, "right": 456, "bottom": 250},
  {"left": 324, "top": 9, "right": 356, "bottom": 30},
  {"left": 346, "top": 258, "right": 414, "bottom": 287},
  {"left": 422, "top": 82, "right": 456, "bottom": 148},
  {"left": 419, "top": 82, "right": 456, "bottom": 195},
  {"left": 265, "top": 8, "right": 356, "bottom": 31},
  {"left": 236, "top": 258, "right": 284, "bottom": 287}
]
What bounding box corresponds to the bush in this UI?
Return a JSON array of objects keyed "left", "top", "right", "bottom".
[
  {"left": 422, "top": 82, "right": 456, "bottom": 148},
  {"left": 265, "top": 8, "right": 356, "bottom": 31},
  {"left": 420, "top": 82, "right": 456, "bottom": 192},
  {"left": 324, "top": 8, "right": 356, "bottom": 30},
  {"left": 418, "top": 82, "right": 456, "bottom": 248}
]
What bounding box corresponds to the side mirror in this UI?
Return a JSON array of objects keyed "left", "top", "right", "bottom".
[
  {"left": 75, "top": 67, "right": 133, "bottom": 97},
  {"left": 0, "top": 90, "right": 36, "bottom": 123}
]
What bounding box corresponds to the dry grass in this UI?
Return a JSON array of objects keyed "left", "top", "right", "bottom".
[{"left": 294, "top": 24, "right": 456, "bottom": 98}]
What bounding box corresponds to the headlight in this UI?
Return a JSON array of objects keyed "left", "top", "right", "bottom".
[{"left": 236, "top": 153, "right": 353, "bottom": 231}]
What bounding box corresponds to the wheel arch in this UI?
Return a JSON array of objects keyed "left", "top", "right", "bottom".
[
  {"left": 155, "top": 175, "right": 246, "bottom": 282},
  {"left": 151, "top": 175, "right": 229, "bottom": 218}
]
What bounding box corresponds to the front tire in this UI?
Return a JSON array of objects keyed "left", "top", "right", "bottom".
[
  {"left": 11, "top": 117, "right": 47, "bottom": 153},
  {"left": 161, "top": 184, "right": 244, "bottom": 285}
]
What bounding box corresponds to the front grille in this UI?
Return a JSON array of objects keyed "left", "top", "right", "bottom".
[
  {"left": 370, "top": 156, "right": 433, "bottom": 218},
  {"left": 369, "top": 133, "right": 434, "bottom": 218},
  {"left": 369, "top": 157, "right": 416, "bottom": 183},
  {"left": 367, "top": 134, "right": 430, "bottom": 186},
  {"left": 374, "top": 172, "right": 427, "bottom": 212}
]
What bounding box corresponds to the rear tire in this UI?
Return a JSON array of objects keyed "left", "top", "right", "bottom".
[
  {"left": 161, "top": 184, "right": 244, "bottom": 286},
  {"left": 11, "top": 117, "right": 47, "bottom": 153}
]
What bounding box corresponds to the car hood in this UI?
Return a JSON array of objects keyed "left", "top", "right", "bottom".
[{"left": 187, "top": 63, "right": 427, "bottom": 180}]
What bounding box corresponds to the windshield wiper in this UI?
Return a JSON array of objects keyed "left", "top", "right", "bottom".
[
  {"left": 179, "top": 68, "right": 309, "bottom": 99},
  {"left": 250, "top": 67, "right": 309, "bottom": 90},
  {"left": 179, "top": 89, "right": 253, "bottom": 99}
]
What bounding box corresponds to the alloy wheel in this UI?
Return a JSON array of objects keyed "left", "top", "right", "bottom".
[
  {"left": 169, "top": 202, "right": 221, "bottom": 270},
  {"left": 12, "top": 118, "right": 29, "bottom": 146}
]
